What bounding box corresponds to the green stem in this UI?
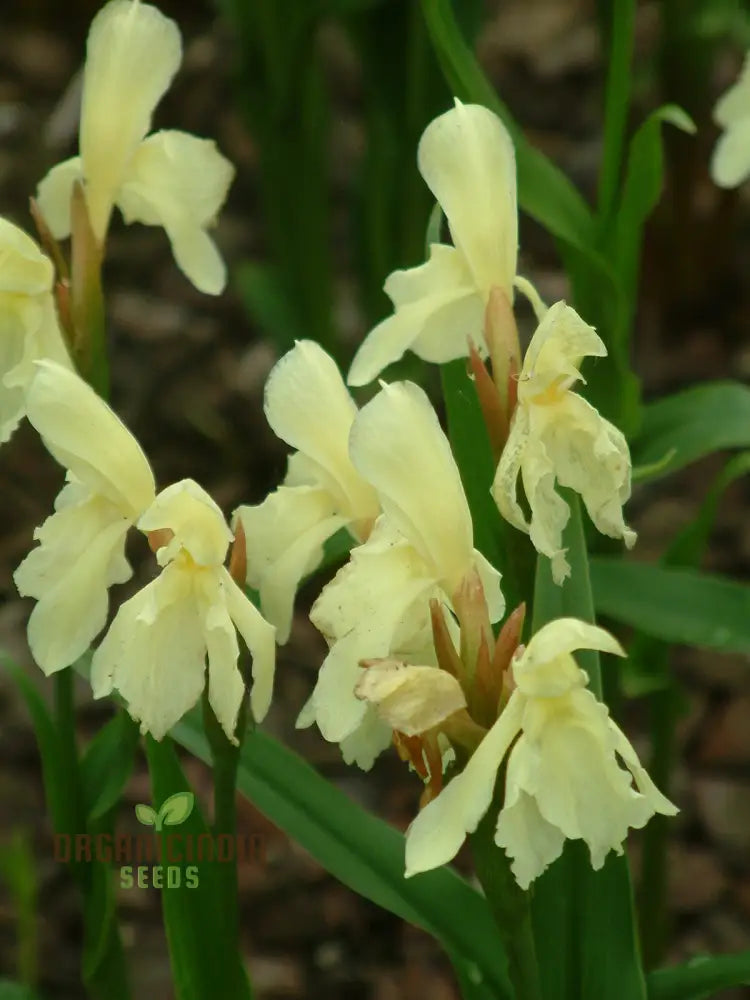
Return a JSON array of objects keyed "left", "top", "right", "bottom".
[
  {"left": 203, "top": 694, "right": 246, "bottom": 948},
  {"left": 470, "top": 781, "right": 542, "bottom": 1000},
  {"left": 597, "top": 0, "right": 636, "bottom": 229},
  {"left": 639, "top": 681, "right": 678, "bottom": 968}
]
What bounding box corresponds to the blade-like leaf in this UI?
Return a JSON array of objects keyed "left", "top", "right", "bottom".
[
  {"left": 81, "top": 712, "right": 140, "bottom": 822},
  {"left": 590, "top": 559, "right": 750, "bottom": 655},
  {"left": 647, "top": 951, "right": 750, "bottom": 1000},
  {"left": 171, "top": 713, "right": 513, "bottom": 999},
  {"left": 631, "top": 381, "right": 750, "bottom": 479}
]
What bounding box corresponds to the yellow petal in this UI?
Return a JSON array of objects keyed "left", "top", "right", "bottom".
[
  {"left": 339, "top": 710, "right": 393, "bottom": 771},
  {"left": 139, "top": 479, "right": 232, "bottom": 568},
  {"left": 117, "top": 130, "right": 234, "bottom": 293},
  {"left": 417, "top": 100, "right": 517, "bottom": 296},
  {"left": 35, "top": 158, "right": 83, "bottom": 240},
  {"left": 91, "top": 563, "right": 206, "bottom": 739},
  {"left": 198, "top": 572, "right": 245, "bottom": 743},
  {"left": 404, "top": 691, "right": 524, "bottom": 876},
  {"left": 714, "top": 53, "right": 750, "bottom": 129},
  {"left": 513, "top": 617, "right": 623, "bottom": 699},
  {"left": 0, "top": 218, "right": 54, "bottom": 294},
  {"left": 710, "top": 119, "right": 750, "bottom": 189},
  {"left": 349, "top": 382, "right": 473, "bottom": 595},
  {"left": 264, "top": 340, "right": 378, "bottom": 518},
  {"left": 15, "top": 499, "right": 131, "bottom": 673},
  {"left": 26, "top": 361, "right": 155, "bottom": 517},
  {"left": 355, "top": 660, "right": 466, "bottom": 736},
  {"left": 222, "top": 567, "right": 276, "bottom": 722},
  {"left": 80, "top": 0, "right": 182, "bottom": 238},
  {"left": 347, "top": 245, "right": 483, "bottom": 386},
  {"left": 495, "top": 780, "right": 566, "bottom": 889},
  {"left": 236, "top": 486, "right": 347, "bottom": 644},
  {"left": 520, "top": 301, "right": 606, "bottom": 398}
]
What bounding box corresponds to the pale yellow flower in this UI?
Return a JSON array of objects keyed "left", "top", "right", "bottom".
[
  {"left": 348, "top": 100, "right": 517, "bottom": 386},
  {"left": 711, "top": 52, "right": 750, "bottom": 188},
  {"left": 301, "top": 381, "right": 503, "bottom": 769},
  {"left": 405, "top": 618, "right": 677, "bottom": 887},
  {"left": 36, "top": 0, "right": 234, "bottom": 294},
  {"left": 92, "top": 479, "right": 276, "bottom": 741},
  {"left": 0, "top": 219, "right": 71, "bottom": 442},
  {"left": 235, "top": 341, "right": 379, "bottom": 643},
  {"left": 492, "top": 301, "right": 636, "bottom": 583},
  {"left": 14, "top": 361, "right": 155, "bottom": 673}
]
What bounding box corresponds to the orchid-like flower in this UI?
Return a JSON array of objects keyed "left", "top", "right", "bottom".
[
  {"left": 302, "top": 380, "right": 504, "bottom": 769},
  {"left": 36, "top": 0, "right": 234, "bottom": 294},
  {"left": 348, "top": 100, "right": 518, "bottom": 386},
  {"left": 0, "top": 219, "right": 71, "bottom": 443},
  {"left": 92, "top": 479, "right": 276, "bottom": 741},
  {"left": 14, "top": 361, "right": 155, "bottom": 673},
  {"left": 405, "top": 618, "right": 677, "bottom": 888},
  {"left": 492, "top": 301, "right": 636, "bottom": 583},
  {"left": 710, "top": 52, "right": 750, "bottom": 188},
  {"left": 235, "top": 340, "right": 380, "bottom": 643}
]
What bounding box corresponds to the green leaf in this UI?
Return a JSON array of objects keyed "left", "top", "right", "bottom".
[
  {"left": 631, "top": 381, "right": 750, "bottom": 479},
  {"left": 145, "top": 738, "right": 252, "bottom": 1000},
  {"left": 590, "top": 558, "right": 750, "bottom": 655},
  {"left": 530, "top": 494, "right": 646, "bottom": 1000},
  {"left": 647, "top": 951, "right": 750, "bottom": 1000},
  {"left": 611, "top": 105, "right": 695, "bottom": 309},
  {"left": 0, "top": 832, "right": 37, "bottom": 986},
  {"left": 234, "top": 261, "right": 305, "bottom": 352},
  {"left": 157, "top": 792, "right": 195, "bottom": 830},
  {"left": 134, "top": 804, "right": 157, "bottom": 827},
  {"left": 171, "top": 713, "right": 514, "bottom": 999},
  {"left": 0, "top": 984, "right": 43, "bottom": 1000},
  {"left": 81, "top": 712, "right": 140, "bottom": 822}
]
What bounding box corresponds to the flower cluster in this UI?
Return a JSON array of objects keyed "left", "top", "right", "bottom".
[{"left": 3, "top": 0, "right": 677, "bottom": 894}]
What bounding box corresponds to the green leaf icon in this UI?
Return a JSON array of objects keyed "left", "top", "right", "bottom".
[
  {"left": 135, "top": 803, "right": 157, "bottom": 827},
  {"left": 156, "top": 791, "right": 195, "bottom": 831}
]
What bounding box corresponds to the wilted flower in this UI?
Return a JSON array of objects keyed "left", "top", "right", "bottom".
[
  {"left": 0, "top": 219, "right": 71, "bottom": 443},
  {"left": 92, "top": 479, "right": 276, "bottom": 741},
  {"left": 348, "top": 100, "right": 518, "bottom": 386},
  {"left": 302, "top": 381, "right": 504, "bottom": 769},
  {"left": 14, "top": 361, "right": 155, "bottom": 672},
  {"left": 235, "top": 340, "right": 380, "bottom": 643},
  {"left": 405, "top": 618, "right": 677, "bottom": 888},
  {"left": 492, "top": 301, "right": 636, "bottom": 583},
  {"left": 710, "top": 52, "right": 750, "bottom": 188},
  {"left": 36, "top": 0, "right": 234, "bottom": 294}
]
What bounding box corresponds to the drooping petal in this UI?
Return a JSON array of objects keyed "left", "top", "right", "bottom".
[
  {"left": 495, "top": 769, "right": 566, "bottom": 889},
  {"left": 35, "top": 157, "right": 84, "bottom": 240},
  {"left": 26, "top": 361, "right": 155, "bottom": 516},
  {"left": 608, "top": 719, "right": 679, "bottom": 817},
  {"left": 538, "top": 393, "right": 636, "bottom": 549},
  {"left": 520, "top": 429, "right": 571, "bottom": 584},
  {"left": 91, "top": 563, "right": 206, "bottom": 739},
  {"left": 339, "top": 708, "right": 393, "bottom": 771},
  {"left": 710, "top": 118, "right": 750, "bottom": 189},
  {"left": 15, "top": 503, "right": 131, "bottom": 673},
  {"left": 139, "top": 478, "right": 231, "bottom": 567},
  {"left": 349, "top": 381, "right": 473, "bottom": 595},
  {"left": 472, "top": 549, "right": 505, "bottom": 624},
  {"left": 198, "top": 572, "right": 245, "bottom": 743},
  {"left": 236, "top": 486, "right": 348, "bottom": 643},
  {"left": 347, "top": 245, "right": 483, "bottom": 386},
  {"left": 222, "top": 567, "right": 276, "bottom": 723},
  {"left": 79, "top": 0, "right": 182, "bottom": 239},
  {"left": 417, "top": 100, "right": 517, "bottom": 297},
  {"left": 117, "top": 130, "right": 234, "bottom": 294},
  {"left": 404, "top": 691, "right": 524, "bottom": 876},
  {"left": 491, "top": 402, "right": 532, "bottom": 534},
  {"left": 264, "top": 340, "right": 378, "bottom": 518},
  {"left": 355, "top": 660, "right": 466, "bottom": 736},
  {"left": 514, "top": 617, "right": 625, "bottom": 698}
]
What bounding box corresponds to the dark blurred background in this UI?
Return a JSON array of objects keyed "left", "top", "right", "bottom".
[{"left": 0, "top": 0, "right": 749, "bottom": 997}]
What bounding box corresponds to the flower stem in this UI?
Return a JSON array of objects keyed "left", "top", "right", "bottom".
[
  {"left": 202, "top": 693, "right": 247, "bottom": 948},
  {"left": 469, "top": 782, "right": 542, "bottom": 1000}
]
